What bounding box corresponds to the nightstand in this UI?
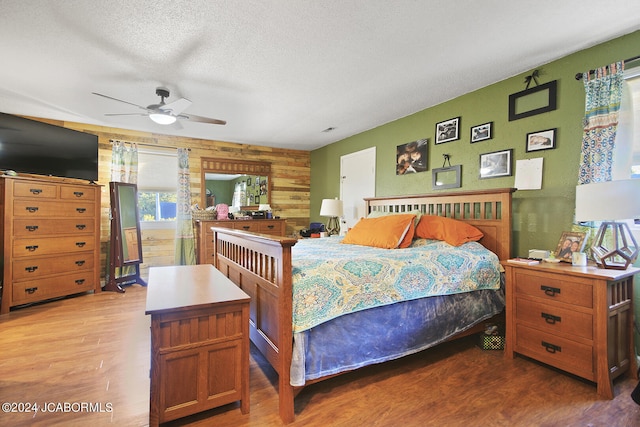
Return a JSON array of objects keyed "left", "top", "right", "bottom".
[{"left": 503, "top": 261, "right": 639, "bottom": 399}]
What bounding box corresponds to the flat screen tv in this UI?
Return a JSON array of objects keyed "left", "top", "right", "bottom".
[{"left": 0, "top": 112, "right": 99, "bottom": 182}]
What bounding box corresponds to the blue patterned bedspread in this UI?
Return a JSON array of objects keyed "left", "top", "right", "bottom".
[{"left": 291, "top": 236, "right": 501, "bottom": 332}]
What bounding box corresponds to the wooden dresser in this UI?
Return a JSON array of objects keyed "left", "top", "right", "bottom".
[
  {"left": 0, "top": 175, "right": 101, "bottom": 314},
  {"left": 194, "top": 218, "right": 286, "bottom": 264},
  {"left": 504, "top": 262, "right": 639, "bottom": 399},
  {"left": 146, "top": 264, "right": 250, "bottom": 426}
]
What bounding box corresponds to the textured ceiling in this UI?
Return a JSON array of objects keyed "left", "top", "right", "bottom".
[{"left": 1, "top": 1, "right": 640, "bottom": 150}]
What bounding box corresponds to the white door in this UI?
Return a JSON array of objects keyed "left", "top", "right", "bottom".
[{"left": 340, "top": 147, "right": 376, "bottom": 233}]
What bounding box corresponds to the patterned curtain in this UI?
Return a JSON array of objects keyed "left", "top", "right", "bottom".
[
  {"left": 175, "top": 148, "right": 196, "bottom": 265},
  {"left": 110, "top": 140, "right": 138, "bottom": 184},
  {"left": 109, "top": 140, "right": 139, "bottom": 282},
  {"left": 573, "top": 62, "right": 625, "bottom": 255},
  {"left": 578, "top": 61, "right": 624, "bottom": 184}
]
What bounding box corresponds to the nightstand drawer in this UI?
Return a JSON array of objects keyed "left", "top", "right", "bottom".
[
  {"left": 515, "top": 297, "right": 593, "bottom": 340},
  {"left": 514, "top": 271, "right": 593, "bottom": 308},
  {"left": 515, "top": 324, "right": 594, "bottom": 380}
]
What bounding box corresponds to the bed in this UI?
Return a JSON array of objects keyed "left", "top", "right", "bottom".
[{"left": 213, "top": 188, "right": 515, "bottom": 423}]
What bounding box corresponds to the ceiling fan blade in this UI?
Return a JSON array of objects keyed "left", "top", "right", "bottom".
[
  {"left": 104, "top": 113, "right": 148, "bottom": 117},
  {"left": 92, "top": 92, "right": 149, "bottom": 111},
  {"left": 179, "top": 113, "right": 227, "bottom": 125},
  {"left": 160, "top": 97, "right": 192, "bottom": 116}
]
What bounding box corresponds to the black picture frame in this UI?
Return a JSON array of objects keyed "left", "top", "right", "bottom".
[
  {"left": 435, "top": 117, "right": 460, "bottom": 144},
  {"left": 508, "top": 80, "right": 557, "bottom": 121},
  {"left": 432, "top": 165, "right": 462, "bottom": 190},
  {"left": 526, "top": 128, "right": 557, "bottom": 152},
  {"left": 479, "top": 149, "right": 512, "bottom": 179},
  {"left": 470, "top": 122, "right": 492, "bottom": 143},
  {"left": 247, "top": 177, "right": 252, "bottom": 186}
]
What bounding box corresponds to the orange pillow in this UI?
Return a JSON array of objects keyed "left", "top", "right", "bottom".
[
  {"left": 415, "top": 215, "right": 483, "bottom": 246},
  {"left": 342, "top": 214, "right": 416, "bottom": 249}
]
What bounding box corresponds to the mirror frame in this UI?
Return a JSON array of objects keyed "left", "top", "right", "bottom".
[
  {"left": 110, "top": 182, "right": 143, "bottom": 266},
  {"left": 201, "top": 157, "right": 272, "bottom": 209}
]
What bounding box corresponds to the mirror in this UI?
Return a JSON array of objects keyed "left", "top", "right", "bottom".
[
  {"left": 105, "top": 182, "right": 144, "bottom": 292},
  {"left": 432, "top": 165, "right": 462, "bottom": 190},
  {"left": 201, "top": 157, "right": 271, "bottom": 210}
]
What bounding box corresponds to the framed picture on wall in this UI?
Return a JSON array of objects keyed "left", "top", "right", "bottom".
[
  {"left": 479, "top": 149, "right": 512, "bottom": 179},
  {"left": 396, "top": 138, "right": 428, "bottom": 175},
  {"left": 435, "top": 117, "right": 460, "bottom": 144},
  {"left": 526, "top": 128, "right": 556, "bottom": 152},
  {"left": 470, "top": 122, "right": 492, "bottom": 143}
]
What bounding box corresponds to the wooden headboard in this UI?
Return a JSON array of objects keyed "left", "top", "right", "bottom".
[{"left": 364, "top": 188, "right": 516, "bottom": 260}]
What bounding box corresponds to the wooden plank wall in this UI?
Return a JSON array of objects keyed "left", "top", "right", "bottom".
[{"left": 26, "top": 117, "right": 310, "bottom": 283}]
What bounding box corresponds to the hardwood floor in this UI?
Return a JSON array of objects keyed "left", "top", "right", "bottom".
[{"left": 0, "top": 285, "right": 639, "bottom": 426}]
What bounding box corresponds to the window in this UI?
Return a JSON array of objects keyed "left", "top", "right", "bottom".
[
  {"left": 137, "top": 148, "right": 178, "bottom": 229},
  {"left": 615, "top": 65, "right": 640, "bottom": 179},
  {"left": 615, "top": 65, "right": 640, "bottom": 230}
]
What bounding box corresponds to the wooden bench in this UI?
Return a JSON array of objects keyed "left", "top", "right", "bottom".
[{"left": 145, "top": 264, "right": 250, "bottom": 426}]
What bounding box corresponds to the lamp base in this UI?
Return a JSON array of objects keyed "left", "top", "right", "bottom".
[
  {"left": 591, "top": 221, "right": 639, "bottom": 270},
  {"left": 326, "top": 217, "right": 340, "bottom": 236}
]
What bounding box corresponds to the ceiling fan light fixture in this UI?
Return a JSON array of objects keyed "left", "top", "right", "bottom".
[{"left": 149, "top": 112, "right": 176, "bottom": 125}]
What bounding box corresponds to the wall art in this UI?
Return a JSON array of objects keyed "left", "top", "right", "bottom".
[
  {"left": 435, "top": 117, "right": 460, "bottom": 144},
  {"left": 470, "top": 122, "right": 493, "bottom": 143},
  {"left": 396, "top": 138, "right": 428, "bottom": 175},
  {"left": 526, "top": 128, "right": 556, "bottom": 152},
  {"left": 479, "top": 149, "right": 512, "bottom": 179}
]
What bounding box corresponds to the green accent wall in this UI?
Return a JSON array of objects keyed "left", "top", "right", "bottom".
[{"left": 311, "top": 30, "right": 640, "bottom": 259}]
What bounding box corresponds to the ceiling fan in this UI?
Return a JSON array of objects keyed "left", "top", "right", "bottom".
[{"left": 92, "top": 87, "right": 226, "bottom": 126}]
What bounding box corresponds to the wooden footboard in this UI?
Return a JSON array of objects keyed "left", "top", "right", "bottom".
[
  {"left": 213, "top": 188, "right": 515, "bottom": 424},
  {"left": 213, "top": 229, "right": 299, "bottom": 423}
]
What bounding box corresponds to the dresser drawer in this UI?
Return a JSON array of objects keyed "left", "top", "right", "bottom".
[
  {"left": 13, "top": 218, "right": 95, "bottom": 237},
  {"left": 13, "top": 235, "right": 96, "bottom": 257},
  {"left": 515, "top": 297, "right": 593, "bottom": 340},
  {"left": 13, "top": 181, "right": 58, "bottom": 199},
  {"left": 515, "top": 324, "right": 594, "bottom": 380},
  {"left": 12, "top": 272, "right": 96, "bottom": 305},
  {"left": 13, "top": 200, "right": 96, "bottom": 218},
  {"left": 12, "top": 252, "right": 95, "bottom": 280},
  {"left": 234, "top": 222, "right": 258, "bottom": 232},
  {"left": 514, "top": 270, "right": 593, "bottom": 308},
  {"left": 258, "top": 221, "right": 283, "bottom": 235},
  {"left": 60, "top": 185, "right": 96, "bottom": 201}
]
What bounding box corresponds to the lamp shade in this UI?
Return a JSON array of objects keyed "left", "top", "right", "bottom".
[
  {"left": 258, "top": 204, "right": 271, "bottom": 211},
  {"left": 575, "top": 179, "right": 640, "bottom": 222},
  {"left": 320, "top": 198, "right": 343, "bottom": 217}
]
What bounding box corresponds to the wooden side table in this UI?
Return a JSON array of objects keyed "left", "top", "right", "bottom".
[
  {"left": 145, "top": 265, "right": 250, "bottom": 426},
  {"left": 503, "top": 261, "right": 639, "bottom": 399}
]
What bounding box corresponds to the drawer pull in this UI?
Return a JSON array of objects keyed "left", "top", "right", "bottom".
[
  {"left": 540, "top": 285, "right": 561, "bottom": 297},
  {"left": 75, "top": 242, "right": 86, "bottom": 247},
  {"left": 25, "top": 225, "right": 39, "bottom": 232},
  {"left": 76, "top": 208, "right": 87, "bottom": 213},
  {"left": 73, "top": 191, "right": 84, "bottom": 197},
  {"left": 541, "top": 312, "right": 561, "bottom": 324},
  {"left": 25, "top": 287, "right": 38, "bottom": 294},
  {"left": 25, "top": 266, "right": 38, "bottom": 273},
  {"left": 76, "top": 224, "right": 86, "bottom": 230},
  {"left": 25, "top": 245, "right": 38, "bottom": 252},
  {"left": 75, "top": 260, "right": 86, "bottom": 266},
  {"left": 29, "top": 188, "right": 42, "bottom": 195},
  {"left": 542, "top": 341, "right": 562, "bottom": 354},
  {"left": 26, "top": 206, "right": 39, "bottom": 213},
  {"left": 75, "top": 279, "right": 85, "bottom": 285},
  {"left": 242, "top": 226, "right": 250, "bottom": 230},
  {"left": 267, "top": 225, "right": 274, "bottom": 229}
]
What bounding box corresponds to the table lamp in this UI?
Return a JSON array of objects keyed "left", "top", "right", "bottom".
[
  {"left": 259, "top": 204, "right": 272, "bottom": 218},
  {"left": 320, "top": 198, "right": 343, "bottom": 236},
  {"left": 575, "top": 179, "right": 640, "bottom": 269}
]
